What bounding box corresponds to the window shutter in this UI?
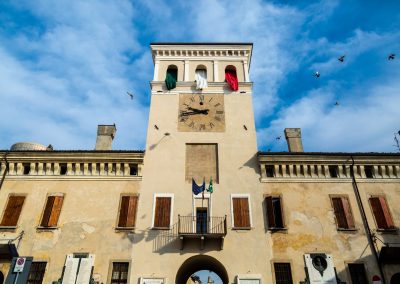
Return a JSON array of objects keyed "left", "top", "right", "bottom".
[
  {"left": 119, "top": 196, "right": 138, "bottom": 228},
  {"left": 61, "top": 254, "right": 79, "bottom": 284},
  {"left": 370, "top": 197, "right": 389, "bottom": 229},
  {"left": 332, "top": 197, "right": 348, "bottom": 229},
  {"left": 265, "top": 197, "right": 276, "bottom": 228},
  {"left": 1, "top": 196, "right": 25, "bottom": 226},
  {"left": 118, "top": 196, "right": 129, "bottom": 227},
  {"left": 379, "top": 197, "right": 394, "bottom": 229},
  {"left": 233, "top": 197, "right": 250, "bottom": 228},
  {"left": 341, "top": 197, "right": 355, "bottom": 229},
  {"left": 41, "top": 196, "right": 63, "bottom": 227},
  {"left": 154, "top": 197, "right": 171, "bottom": 228},
  {"left": 76, "top": 254, "right": 95, "bottom": 283}
]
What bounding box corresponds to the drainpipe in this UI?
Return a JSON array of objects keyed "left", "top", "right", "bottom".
[
  {"left": 0, "top": 151, "right": 9, "bottom": 191},
  {"left": 350, "top": 156, "right": 386, "bottom": 284}
]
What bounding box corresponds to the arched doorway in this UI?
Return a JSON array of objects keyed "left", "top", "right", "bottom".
[
  {"left": 175, "top": 255, "right": 229, "bottom": 284},
  {"left": 0, "top": 271, "right": 4, "bottom": 284},
  {"left": 391, "top": 272, "right": 400, "bottom": 284}
]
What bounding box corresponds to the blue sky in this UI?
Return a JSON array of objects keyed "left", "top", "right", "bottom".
[{"left": 0, "top": 0, "right": 399, "bottom": 152}]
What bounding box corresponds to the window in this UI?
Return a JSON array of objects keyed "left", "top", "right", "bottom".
[
  {"left": 27, "top": 262, "right": 47, "bottom": 284},
  {"left": 231, "top": 195, "right": 251, "bottom": 229},
  {"left": 369, "top": 196, "right": 395, "bottom": 230},
  {"left": 265, "top": 165, "right": 275, "bottom": 178},
  {"left": 274, "top": 263, "right": 293, "bottom": 284},
  {"left": 364, "top": 166, "right": 374, "bottom": 178},
  {"left": 348, "top": 263, "right": 368, "bottom": 284},
  {"left": 60, "top": 163, "right": 67, "bottom": 175},
  {"left": 129, "top": 164, "right": 138, "bottom": 176},
  {"left": 328, "top": 165, "right": 339, "bottom": 178},
  {"left": 265, "top": 196, "right": 284, "bottom": 230},
  {"left": 152, "top": 195, "right": 173, "bottom": 229},
  {"left": 165, "top": 65, "right": 178, "bottom": 90},
  {"left": 330, "top": 196, "right": 355, "bottom": 230},
  {"left": 117, "top": 195, "right": 138, "bottom": 228},
  {"left": 225, "top": 65, "right": 238, "bottom": 91},
  {"left": 40, "top": 195, "right": 64, "bottom": 227},
  {"left": 62, "top": 254, "right": 95, "bottom": 283},
  {"left": 111, "top": 262, "right": 129, "bottom": 284},
  {"left": 185, "top": 144, "right": 218, "bottom": 183},
  {"left": 0, "top": 195, "right": 25, "bottom": 227},
  {"left": 236, "top": 275, "right": 261, "bottom": 284},
  {"left": 23, "top": 163, "right": 30, "bottom": 175}
]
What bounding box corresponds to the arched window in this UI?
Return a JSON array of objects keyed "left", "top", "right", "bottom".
[
  {"left": 165, "top": 65, "right": 178, "bottom": 90},
  {"left": 195, "top": 65, "right": 207, "bottom": 90},
  {"left": 225, "top": 65, "right": 238, "bottom": 91}
]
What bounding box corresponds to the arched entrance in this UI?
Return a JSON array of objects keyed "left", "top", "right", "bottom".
[
  {"left": 391, "top": 272, "right": 400, "bottom": 284},
  {"left": 0, "top": 271, "right": 4, "bottom": 284},
  {"left": 175, "top": 255, "right": 229, "bottom": 284}
]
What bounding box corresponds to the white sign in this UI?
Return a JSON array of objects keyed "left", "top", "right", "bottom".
[{"left": 14, "top": 257, "right": 26, "bottom": 273}]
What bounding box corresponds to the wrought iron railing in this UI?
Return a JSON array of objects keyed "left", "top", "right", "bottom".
[{"left": 178, "top": 215, "right": 227, "bottom": 236}]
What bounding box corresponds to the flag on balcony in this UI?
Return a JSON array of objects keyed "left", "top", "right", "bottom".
[
  {"left": 207, "top": 177, "right": 213, "bottom": 193},
  {"left": 192, "top": 178, "right": 205, "bottom": 195}
]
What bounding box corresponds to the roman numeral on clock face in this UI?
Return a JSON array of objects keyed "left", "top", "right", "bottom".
[
  {"left": 214, "top": 103, "right": 221, "bottom": 107},
  {"left": 199, "top": 124, "right": 205, "bottom": 130},
  {"left": 216, "top": 110, "right": 224, "bottom": 114},
  {"left": 209, "top": 122, "right": 215, "bottom": 128}
]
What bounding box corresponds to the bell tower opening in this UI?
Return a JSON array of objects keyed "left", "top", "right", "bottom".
[{"left": 176, "top": 255, "right": 228, "bottom": 284}]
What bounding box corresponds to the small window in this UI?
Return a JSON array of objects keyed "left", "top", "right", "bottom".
[
  {"left": 0, "top": 195, "right": 25, "bottom": 227},
  {"left": 165, "top": 65, "right": 178, "bottom": 90},
  {"left": 117, "top": 195, "right": 138, "bottom": 228},
  {"left": 348, "top": 263, "right": 368, "bottom": 284},
  {"left": 274, "top": 263, "right": 293, "bottom": 284},
  {"left": 153, "top": 195, "right": 173, "bottom": 229},
  {"left": 331, "top": 196, "right": 355, "bottom": 230},
  {"left": 369, "top": 196, "right": 395, "bottom": 230},
  {"left": 129, "top": 164, "right": 138, "bottom": 176},
  {"left": 40, "top": 195, "right": 64, "bottom": 227},
  {"left": 27, "top": 262, "right": 47, "bottom": 284},
  {"left": 265, "top": 196, "right": 284, "bottom": 230},
  {"left": 195, "top": 66, "right": 207, "bottom": 90},
  {"left": 265, "top": 165, "right": 275, "bottom": 178},
  {"left": 111, "top": 262, "right": 129, "bottom": 284},
  {"left": 23, "top": 163, "right": 30, "bottom": 175},
  {"left": 364, "top": 166, "right": 374, "bottom": 178},
  {"left": 60, "top": 163, "right": 67, "bottom": 175},
  {"left": 328, "top": 165, "right": 339, "bottom": 178},
  {"left": 231, "top": 196, "right": 251, "bottom": 229},
  {"left": 225, "top": 65, "right": 238, "bottom": 91}
]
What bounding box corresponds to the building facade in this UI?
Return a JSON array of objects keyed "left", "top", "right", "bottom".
[{"left": 0, "top": 43, "right": 399, "bottom": 284}]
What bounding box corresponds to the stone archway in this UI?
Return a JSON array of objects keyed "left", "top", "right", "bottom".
[
  {"left": 391, "top": 272, "right": 400, "bottom": 284},
  {"left": 175, "top": 255, "right": 229, "bottom": 284}
]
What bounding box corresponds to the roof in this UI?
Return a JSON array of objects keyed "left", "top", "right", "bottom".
[
  {"left": 150, "top": 42, "right": 253, "bottom": 46},
  {"left": 258, "top": 151, "right": 400, "bottom": 157}
]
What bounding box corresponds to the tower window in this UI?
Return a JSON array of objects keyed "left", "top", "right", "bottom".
[
  {"left": 165, "top": 65, "right": 178, "bottom": 90},
  {"left": 195, "top": 66, "right": 207, "bottom": 90},
  {"left": 225, "top": 65, "right": 238, "bottom": 91}
]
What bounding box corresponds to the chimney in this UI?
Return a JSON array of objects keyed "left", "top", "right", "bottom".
[
  {"left": 284, "top": 128, "right": 303, "bottom": 152},
  {"left": 95, "top": 124, "right": 116, "bottom": 150}
]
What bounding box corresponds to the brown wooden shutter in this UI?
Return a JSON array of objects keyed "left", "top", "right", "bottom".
[
  {"left": 1, "top": 196, "right": 25, "bottom": 226},
  {"left": 118, "top": 196, "right": 129, "bottom": 227},
  {"left": 332, "top": 197, "right": 348, "bottom": 229},
  {"left": 233, "top": 197, "right": 250, "bottom": 228},
  {"left": 265, "top": 197, "right": 276, "bottom": 228},
  {"left": 379, "top": 197, "right": 395, "bottom": 229},
  {"left": 125, "top": 196, "right": 138, "bottom": 227},
  {"left": 370, "top": 197, "right": 388, "bottom": 229},
  {"left": 41, "top": 196, "right": 63, "bottom": 227},
  {"left": 154, "top": 197, "right": 171, "bottom": 228},
  {"left": 341, "top": 197, "right": 355, "bottom": 229}
]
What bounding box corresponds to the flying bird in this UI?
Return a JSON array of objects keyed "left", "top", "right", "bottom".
[
  {"left": 127, "top": 92, "right": 134, "bottom": 99},
  {"left": 334, "top": 101, "right": 340, "bottom": 106},
  {"left": 276, "top": 136, "right": 281, "bottom": 140},
  {"left": 388, "top": 54, "right": 396, "bottom": 60},
  {"left": 314, "top": 71, "right": 320, "bottom": 78},
  {"left": 338, "top": 55, "right": 345, "bottom": 62}
]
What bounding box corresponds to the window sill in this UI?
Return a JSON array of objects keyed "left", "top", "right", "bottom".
[
  {"left": 36, "top": 226, "right": 59, "bottom": 231},
  {"left": 0, "top": 226, "right": 17, "bottom": 231},
  {"left": 152, "top": 227, "right": 171, "bottom": 230},
  {"left": 232, "top": 227, "right": 252, "bottom": 230},
  {"left": 268, "top": 227, "right": 288, "bottom": 232},
  {"left": 337, "top": 228, "right": 358, "bottom": 232},
  {"left": 377, "top": 228, "right": 398, "bottom": 233},
  {"left": 115, "top": 227, "right": 135, "bottom": 232}
]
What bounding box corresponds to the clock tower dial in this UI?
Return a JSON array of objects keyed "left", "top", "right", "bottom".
[{"left": 178, "top": 94, "right": 225, "bottom": 132}]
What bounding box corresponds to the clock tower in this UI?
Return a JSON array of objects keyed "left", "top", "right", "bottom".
[{"left": 133, "top": 43, "right": 271, "bottom": 284}]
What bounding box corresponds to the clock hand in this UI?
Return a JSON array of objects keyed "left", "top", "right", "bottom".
[{"left": 180, "top": 109, "right": 209, "bottom": 116}]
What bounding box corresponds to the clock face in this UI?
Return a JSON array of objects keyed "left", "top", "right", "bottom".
[{"left": 178, "top": 94, "right": 225, "bottom": 132}]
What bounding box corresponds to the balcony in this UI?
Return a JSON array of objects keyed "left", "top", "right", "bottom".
[{"left": 178, "top": 215, "right": 227, "bottom": 250}]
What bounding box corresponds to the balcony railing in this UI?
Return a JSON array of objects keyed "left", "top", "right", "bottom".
[{"left": 178, "top": 215, "right": 227, "bottom": 250}]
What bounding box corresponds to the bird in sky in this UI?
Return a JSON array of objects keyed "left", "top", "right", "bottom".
[
  {"left": 314, "top": 71, "right": 320, "bottom": 78},
  {"left": 388, "top": 54, "right": 396, "bottom": 60},
  {"left": 276, "top": 136, "right": 281, "bottom": 140},
  {"left": 127, "top": 92, "right": 134, "bottom": 99},
  {"left": 338, "top": 55, "right": 345, "bottom": 62},
  {"left": 334, "top": 101, "right": 340, "bottom": 106}
]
